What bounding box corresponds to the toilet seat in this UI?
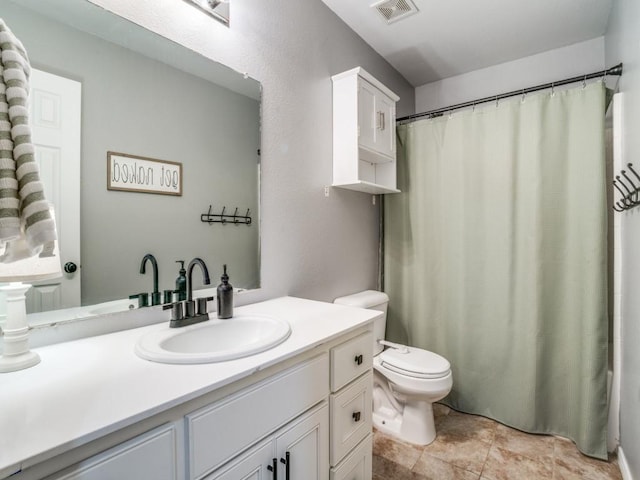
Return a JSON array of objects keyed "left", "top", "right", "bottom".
[{"left": 379, "top": 346, "right": 450, "bottom": 379}]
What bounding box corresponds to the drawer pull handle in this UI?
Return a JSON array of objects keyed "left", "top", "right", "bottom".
[
  {"left": 267, "top": 458, "right": 278, "bottom": 479},
  {"left": 280, "top": 451, "right": 290, "bottom": 480},
  {"left": 354, "top": 354, "right": 363, "bottom": 365},
  {"left": 353, "top": 411, "right": 361, "bottom": 422}
]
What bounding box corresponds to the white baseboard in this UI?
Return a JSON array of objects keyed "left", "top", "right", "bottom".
[{"left": 619, "top": 447, "right": 634, "bottom": 480}]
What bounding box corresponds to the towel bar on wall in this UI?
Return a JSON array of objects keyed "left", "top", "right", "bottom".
[{"left": 613, "top": 163, "right": 640, "bottom": 212}]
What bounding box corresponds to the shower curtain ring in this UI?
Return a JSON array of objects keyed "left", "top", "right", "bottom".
[
  {"left": 495, "top": 95, "right": 499, "bottom": 107},
  {"left": 521, "top": 89, "right": 526, "bottom": 102},
  {"left": 551, "top": 82, "right": 555, "bottom": 96},
  {"left": 582, "top": 75, "right": 587, "bottom": 89}
]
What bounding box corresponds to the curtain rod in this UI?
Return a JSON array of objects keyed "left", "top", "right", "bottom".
[{"left": 397, "top": 63, "right": 623, "bottom": 124}]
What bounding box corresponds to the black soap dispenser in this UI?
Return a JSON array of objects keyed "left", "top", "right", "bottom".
[
  {"left": 217, "top": 264, "right": 233, "bottom": 319},
  {"left": 175, "top": 260, "right": 187, "bottom": 301}
]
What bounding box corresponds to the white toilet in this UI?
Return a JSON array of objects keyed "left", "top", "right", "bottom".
[{"left": 334, "top": 290, "right": 452, "bottom": 445}]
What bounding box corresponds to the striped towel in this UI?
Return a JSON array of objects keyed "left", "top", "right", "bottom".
[{"left": 0, "top": 19, "right": 56, "bottom": 262}]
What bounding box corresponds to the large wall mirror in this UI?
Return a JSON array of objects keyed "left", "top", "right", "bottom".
[{"left": 1, "top": 0, "right": 261, "bottom": 324}]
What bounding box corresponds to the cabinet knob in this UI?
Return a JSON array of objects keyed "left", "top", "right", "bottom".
[
  {"left": 354, "top": 354, "right": 363, "bottom": 365},
  {"left": 353, "top": 411, "right": 362, "bottom": 422}
]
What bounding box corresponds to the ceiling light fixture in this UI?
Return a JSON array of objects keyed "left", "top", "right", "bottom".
[{"left": 184, "top": 0, "right": 230, "bottom": 26}]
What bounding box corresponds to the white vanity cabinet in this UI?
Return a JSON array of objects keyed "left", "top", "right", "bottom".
[
  {"left": 187, "top": 354, "right": 329, "bottom": 480},
  {"left": 207, "top": 404, "right": 328, "bottom": 480},
  {"left": 329, "top": 332, "right": 373, "bottom": 479},
  {"left": 332, "top": 67, "right": 400, "bottom": 194},
  {"left": 3, "top": 298, "right": 378, "bottom": 480}
]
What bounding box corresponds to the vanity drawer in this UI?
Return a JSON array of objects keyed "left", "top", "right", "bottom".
[
  {"left": 329, "top": 372, "right": 373, "bottom": 465},
  {"left": 330, "top": 433, "right": 372, "bottom": 480},
  {"left": 45, "top": 424, "right": 178, "bottom": 480},
  {"left": 330, "top": 331, "right": 373, "bottom": 392},
  {"left": 186, "top": 353, "right": 329, "bottom": 479}
]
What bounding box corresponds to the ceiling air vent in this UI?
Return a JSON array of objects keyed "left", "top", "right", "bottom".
[{"left": 371, "top": 0, "right": 419, "bottom": 24}]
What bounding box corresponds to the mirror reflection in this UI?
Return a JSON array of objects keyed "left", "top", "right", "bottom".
[{"left": 1, "top": 0, "right": 261, "bottom": 323}]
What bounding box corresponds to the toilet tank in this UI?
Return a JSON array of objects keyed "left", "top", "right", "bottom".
[{"left": 334, "top": 290, "right": 388, "bottom": 355}]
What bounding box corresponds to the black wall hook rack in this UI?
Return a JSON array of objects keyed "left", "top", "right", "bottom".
[
  {"left": 613, "top": 163, "right": 640, "bottom": 212},
  {"left": 201, "top": 205, "right": 252, "bottom": 225}
]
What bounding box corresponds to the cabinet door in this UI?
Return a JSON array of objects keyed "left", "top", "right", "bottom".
[
  {"left": 274, "top": 404, "right": 328, "bottom": 480},
  {"left": 330, "top": 434, "right": 372, "bottom": 480},
  {"left": 357, "top": 80, "right": 377, "bottom": 153},
  {"left": 206, "top": 440, "right": 273, "bottom": 480},
  {"left": 375, "top": 92, "right": 396, "bottom": 158}
]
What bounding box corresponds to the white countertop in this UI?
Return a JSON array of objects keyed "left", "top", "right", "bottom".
[{"left": 0, "top": 296, "right": 378, "bottom": 478}]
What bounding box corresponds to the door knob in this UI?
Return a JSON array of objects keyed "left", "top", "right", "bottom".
[{"left": 64, "top": 262, "right": 78, "bottom": 273}]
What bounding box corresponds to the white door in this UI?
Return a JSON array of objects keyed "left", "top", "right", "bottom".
[{"left": 27, "top": 69, "right": 82, "bottom": 312}]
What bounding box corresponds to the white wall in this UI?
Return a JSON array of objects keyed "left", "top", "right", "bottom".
[
  {"left": 605, "top": 0, "right": 640, "bottom": 477},
  {"left": 84, "top": 0, "right": 414, "bottom": 305},
  {"left": 415, "top": 37, "right": 605, "bottom": 113}
]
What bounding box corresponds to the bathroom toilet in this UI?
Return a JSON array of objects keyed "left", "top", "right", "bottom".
[{"left": 334, "top": 290, "right": 452, "bottom": 445}]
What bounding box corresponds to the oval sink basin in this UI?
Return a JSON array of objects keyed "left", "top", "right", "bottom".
[{"left": 135, "top": 314, "right": 291, "bottom": 364}]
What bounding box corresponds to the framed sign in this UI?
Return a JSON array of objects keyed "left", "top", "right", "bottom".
[{"left": 107, "top": 151, "right": 182, "bottom": 196}]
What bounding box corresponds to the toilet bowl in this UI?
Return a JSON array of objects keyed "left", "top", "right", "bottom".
[{"left": 334, "top": 290, "right": 452, "bottom": 445}]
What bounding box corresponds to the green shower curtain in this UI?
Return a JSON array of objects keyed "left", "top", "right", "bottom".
[{"left": 384, "top": 82, "right": 609, "bottom": 458}]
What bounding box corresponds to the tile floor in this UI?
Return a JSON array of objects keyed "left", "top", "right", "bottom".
[{"left": 372, "top": 404, "right": 622, "bottom": 480}]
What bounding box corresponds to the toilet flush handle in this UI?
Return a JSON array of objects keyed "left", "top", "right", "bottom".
[{"left": 378, "top": 340, "right": 410, "bottom": 354}]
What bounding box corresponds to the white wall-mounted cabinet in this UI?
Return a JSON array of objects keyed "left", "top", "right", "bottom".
[{"left": 332, "top": 67, "right": 400, "bottom": 194}]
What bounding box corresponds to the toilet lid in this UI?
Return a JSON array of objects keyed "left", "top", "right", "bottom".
[{"left": 379, "top": 346, "right": 451, "bottom": 379}]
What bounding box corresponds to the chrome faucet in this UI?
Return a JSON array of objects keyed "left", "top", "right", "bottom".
[{"left": 140, "top": 253, "right": 161, "bottom": 306}]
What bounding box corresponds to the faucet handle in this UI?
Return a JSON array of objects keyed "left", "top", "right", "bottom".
[
  {"left": 197, "top": 296, "right": 215, "bottom": 316},
  {"left": 163, "top": 301, "right": 184, "bottom": 322},
  {"left": 163, "top": 289, "right": 176, "bottom": 304},
  {"left": 129, "top": 292, "right": 149, "bottom": 308}
]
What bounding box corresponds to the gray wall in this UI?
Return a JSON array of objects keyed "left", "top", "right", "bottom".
[
  {"left": 87, "top": 0, "right": 415, "bottom": 304},
  {"left": 605, "top": 0, "right": 640, "bottom": 476},
  {"left": 415, "top": 37, "right": 605, "bottom": 112},
  {"left": 3, "top": 3, "right": 260, "bottom": 304}
]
